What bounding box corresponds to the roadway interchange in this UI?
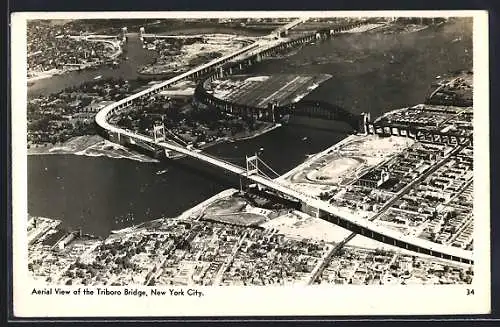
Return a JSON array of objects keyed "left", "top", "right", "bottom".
[{"left": 95, "top": 20, "right": 473, "bottom": 265}]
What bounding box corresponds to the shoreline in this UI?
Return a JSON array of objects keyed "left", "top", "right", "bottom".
[
  {"left": 230, "top": 123, "right": 281, "bottom": 142},
  {"left": 28, "top": 60, "right": 119, "bottom": 84},
  {"left": 28, "top": 37, "right": 123, "bottom": 83},
  {"left": 148, "top": 122, "right": 281, "bottom": 160},
  {"left": 27, "top": 135, "right": 158, "bottom": 163},
  {"left": 119, "top": 131, "right": 359, "bottom": 236},
  {"left": 27, "top": 122, "right": 282, "bottom": 161},
  {"left": 111, "top": 188, "right": 239, "bottom": 235}
]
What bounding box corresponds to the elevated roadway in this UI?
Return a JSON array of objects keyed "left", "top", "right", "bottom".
[{"left": 95, "top": 19, "right": 473, "bottom": 265}]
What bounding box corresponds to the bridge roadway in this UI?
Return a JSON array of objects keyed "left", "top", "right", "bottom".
[{"left": 94, "top": 19, "right": 473, "bottom": 265}]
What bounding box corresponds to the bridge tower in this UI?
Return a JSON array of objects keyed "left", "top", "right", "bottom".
[
  {"left": 153, "top": 124, "right": 166, "bottom": 143},
  {"left": 246, "top": 154, "right": 259, "bottom": 176},
  {"left": 359, "top": 112, "right": 371, "bottom": 135},
  {"left": 246, "top": 153, "right": 281, "bottom": 180},
  {"left": 267, "top": 102, "right": 277, "bottom": 123}
]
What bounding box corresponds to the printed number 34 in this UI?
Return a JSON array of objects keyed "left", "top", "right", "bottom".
[{"left": 467, "top": 289, "right": 475, "bottom": 295}]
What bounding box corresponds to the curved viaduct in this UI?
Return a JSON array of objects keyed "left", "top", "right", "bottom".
[
  {"left": 97, "top": 19, "right": 374, "bottom": 141},
  {"left": 94, "top": 20, "right": 473, "bottom": 265}
]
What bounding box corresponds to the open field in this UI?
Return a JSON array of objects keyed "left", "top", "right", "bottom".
[
  {"left": 203, "top": 196, "right": 247, "bottom": 216},
  {"left": 283, "top": 134, "right": 415, "bottom": 190},
  {"left": 140, "top": 34, "right": 254, "bottom": 75}
]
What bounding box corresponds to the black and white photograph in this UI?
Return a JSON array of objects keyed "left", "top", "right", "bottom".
[{"left": 10, "top": 11, "right": 490, "bottom": 317}]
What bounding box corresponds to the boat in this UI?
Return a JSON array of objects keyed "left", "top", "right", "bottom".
[
  {"left": 93, "top": 75, "right": 102, "bottom": 80},
  {"left": 156, "top": 169, "right": 168, "bottom": 175},
  {"left": 302, "top": 136, "right": 308, "bottom": 141}
]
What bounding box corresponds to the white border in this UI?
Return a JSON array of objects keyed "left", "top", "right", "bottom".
[{"left": 11, "top": 11, "right": 490, "bottom": 317}]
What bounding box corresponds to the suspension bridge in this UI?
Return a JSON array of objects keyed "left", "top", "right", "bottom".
[{"left": 124, "top": 123, "right": 474, "bottom": 264}]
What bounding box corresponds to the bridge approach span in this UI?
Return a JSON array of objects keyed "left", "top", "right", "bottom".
[
  {"left": 94, "top": 19, "right": 473, "bottom": 265},
  {"left": 96, "top": 112, "right": 473, "bottom": 265}
]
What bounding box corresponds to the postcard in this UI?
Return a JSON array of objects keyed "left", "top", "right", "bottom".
[{"left": 10, "top": 10, "right": 490, "bottom": 317}]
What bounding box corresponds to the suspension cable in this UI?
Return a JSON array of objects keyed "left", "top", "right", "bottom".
[{"left": 257, "top": 157, "right": 280, "bottom": 178}]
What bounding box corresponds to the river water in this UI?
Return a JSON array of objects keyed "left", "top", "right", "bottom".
[
  {"left": 28, "top": 33, "right": 157, "bottom": 98},
  {"left": 27, "top": 20, "right": 473, "bottom": 236}
]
